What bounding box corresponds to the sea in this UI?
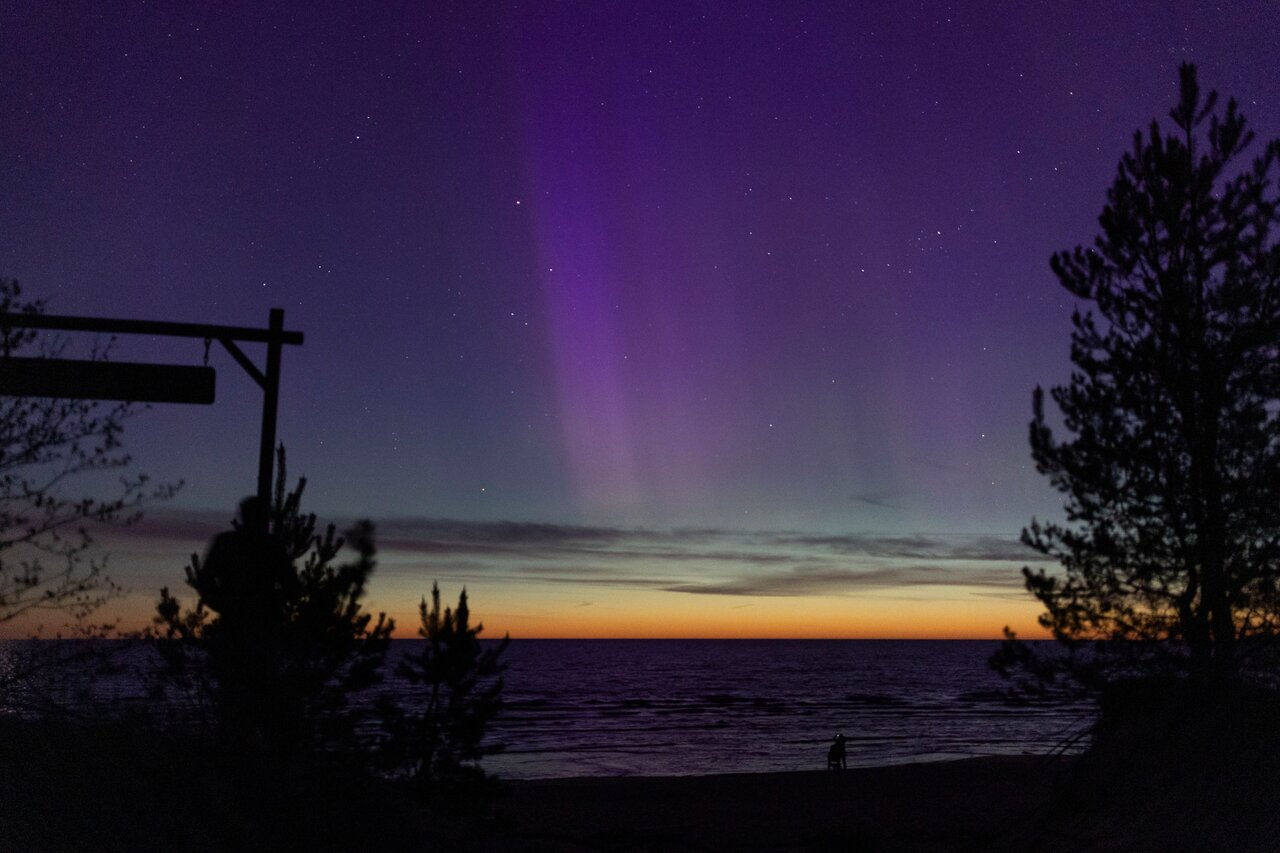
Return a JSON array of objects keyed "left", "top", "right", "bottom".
[
  {"left": 1, "top": 639, "right": 1094, "bottom": 780},
  {"left": 485, "top": 640, "right": 1092, "bottom": 779}
]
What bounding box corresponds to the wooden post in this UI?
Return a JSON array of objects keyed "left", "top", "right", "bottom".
[{"left": 256, "top": 308, "right": 284, "bottom": 514}]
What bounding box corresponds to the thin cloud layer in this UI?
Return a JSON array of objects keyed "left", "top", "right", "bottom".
[
  {"left": 114, "top": 511, "right": 1043, "bottom": 601},
  {"left": 663, "top": 564, "right": 1027, "bottom": 597}
]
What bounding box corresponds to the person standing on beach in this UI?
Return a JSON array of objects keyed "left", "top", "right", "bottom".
[{"left": 827, "top": 733, "right": 847, "bottom": 770}]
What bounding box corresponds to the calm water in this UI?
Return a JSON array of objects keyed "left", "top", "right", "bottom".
[
  {"left": 481, "top": 640, "right": 1092, "bottom": 779},
  {"left": 1, "top": 639, "right": 1094, "bottom": 780}
]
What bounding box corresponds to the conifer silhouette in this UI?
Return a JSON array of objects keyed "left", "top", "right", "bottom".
[
  {"left": 380, "top": 583, "right": 508, "bottom": 796},
  {"left": 154, "top": 447, "right": 394, "bottom": 758},
  {"left": 1000, "top": 65, "right": 1280, "bottom": 690}
]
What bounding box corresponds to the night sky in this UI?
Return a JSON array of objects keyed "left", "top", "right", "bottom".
[{"left": 3, "top": 2, "right": 1279, "bottom": 637}]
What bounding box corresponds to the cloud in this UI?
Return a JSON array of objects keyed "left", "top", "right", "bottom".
[
  {"left": 663, "top": 563, "right": 1028, "bottom": 597},
  {"left": 374, "top": 520, "right": 1036, "bottom": 565},
  {"left": 850, "top": 492, "right": 905, "bottom": 510},
  {"left": 379, "top": 517, "right": 638, "bottom": 546},
  {"left": 107, "top": 509, "right": 231, "bottom": 544},
  {"left": 110, "top": 510, "right": 1037, "bottom": 598},
  {"left": 120, "top": 511, "right": 1033, "bottom": 563},
  {"left": 375, "top": 518, "right": 703, "bottom": 561},
  {"left": 500, "top": 569, "right": 672, "bottom": 589},
  {"left": 764, "top": 533, "right": 1034, "bottom": 562}
]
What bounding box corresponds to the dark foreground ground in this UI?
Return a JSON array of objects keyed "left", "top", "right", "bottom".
[
  {"left": 499, "top": 756, "right": 1059, "bottom": 852},
  {"left": 1, "top": 715, "right": 1275, "bottom": 852}
]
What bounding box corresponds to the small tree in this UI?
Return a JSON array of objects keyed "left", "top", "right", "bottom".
[
  {"left": 154, "top": 448, "right": 394, "bottom": 758},
  {"left": 381, "top": 583, "right": 508, "bottom": 793},
  {"left": 1001, "top": 65, "right": 1280, "bottom": 691},
  {"left": 0, "top": 278, "right": 174, "bottom": 631}
]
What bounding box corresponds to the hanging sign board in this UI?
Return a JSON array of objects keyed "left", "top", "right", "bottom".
[{"left": 0, "top": 357, "right": 216, "bottom": 404}]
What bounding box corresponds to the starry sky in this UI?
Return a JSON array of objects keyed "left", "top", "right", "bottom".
[{"left": 3, "top": 2, "right": 1280, "bottom": 638}]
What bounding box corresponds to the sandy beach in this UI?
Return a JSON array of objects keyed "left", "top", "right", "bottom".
[
  {"left": 495, "top": 755, "right": 1062, "bottom": 852},
  {"left": 6, "top": 725, "right": 1274, "bottom": 853},
  {"left": 0, "top": 719, "right": 1062, "bottom": 853}
]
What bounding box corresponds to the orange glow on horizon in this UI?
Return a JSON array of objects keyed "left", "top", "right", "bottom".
[
  {"left": 379, "top": 589, "right": 1052, "bottom": 641},
  {"left": 0, "top": 576, "right": 1051, "bottom": 642}
]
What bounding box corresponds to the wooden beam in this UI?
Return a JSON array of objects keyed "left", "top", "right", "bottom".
[{"left": 0, "top": 313, "right": 303, "bottom": 346}]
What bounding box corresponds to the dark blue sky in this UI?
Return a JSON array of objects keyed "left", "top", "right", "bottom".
[{"left": 3, "top": 2, "right": 1279, "bottom": 635}]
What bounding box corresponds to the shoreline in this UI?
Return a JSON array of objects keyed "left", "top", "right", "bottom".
[
  {"left": 497, "top": 754, "right": 1066, "bottom": 851},
  {"left": 0, "top": 714, "right": 1070, "bottom": 852},
  {"left": 492, "top": 749, "right": 1067, "bottom": 783}
]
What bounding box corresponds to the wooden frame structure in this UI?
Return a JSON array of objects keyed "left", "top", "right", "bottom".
[{"left": 0, "top": 308, "right": 304, "bottom": 507}]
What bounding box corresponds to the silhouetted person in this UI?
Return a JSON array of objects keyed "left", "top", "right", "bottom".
[
  {"left": 826, "top": 733, "right": 847, "bottom": 770},
  {"left": 192, "top": 496, "right": 298, "bottom": 752}
]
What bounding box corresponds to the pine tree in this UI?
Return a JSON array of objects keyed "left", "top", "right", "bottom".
[
  {"left": 154, "top": 447, "right": 394, "bottom": 758},
  {"left": 381, "top": 583, "right": 508, "bottom": 794},
  {"left": 1008, "top": 65, "right": 1280, "bottom": 689}
]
